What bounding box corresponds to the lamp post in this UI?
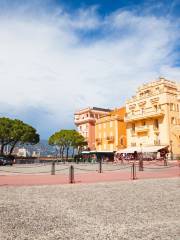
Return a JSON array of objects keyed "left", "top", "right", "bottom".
[
  {"left": 139, "top": 143, "right": 143, "bottom": 171},
  {"left": 140, "top": 143, "right": 143, "bottom": 158},
  {"left": 170, "top": 140, "right": 173, "bottom": 160}
]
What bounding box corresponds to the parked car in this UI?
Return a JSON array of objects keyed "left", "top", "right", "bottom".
[{"left": 0, "top": 156, "right": 14, "bottom": 166}]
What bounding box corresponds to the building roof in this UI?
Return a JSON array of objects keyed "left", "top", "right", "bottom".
[
  {"left": 74, "top": 107, "right": 112, "bottom": 114},
  {"left": 91, "top": 107, "right": 112, "bottom": 112}
]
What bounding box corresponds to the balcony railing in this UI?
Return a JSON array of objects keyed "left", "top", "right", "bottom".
[
  {"left": 124, "top": 109, "right": 164, "bottom": 122},
  {"left": 106, "top": 136, "right": 114, "bottom": 142},
  {"left": 153, "top": 126, "right": 159, "bottom": 132},
  {"left": 154, "top": 140, "right": 160, "bottom": 145},
  {"left": 95, "top": 138, "right": 102, "bottom": 145},
  {"left": 74, "top": 117, "right": 96, "bottom": 124},
  {"left": 130, "top": 130, "right": 137, "bottom": 136},
  {"left": 126, "top": 89, "right": 164, "bottom": 103},
  {"left": 135, "top": 125, "right": 149, "bottom": 132}
]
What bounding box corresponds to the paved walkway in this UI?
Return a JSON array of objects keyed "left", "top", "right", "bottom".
[{"left": 0, "top": 165, "right": 179, "bottom": 186}]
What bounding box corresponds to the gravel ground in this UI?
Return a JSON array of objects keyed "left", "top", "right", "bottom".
[{"left": 0, "top": 178, "right": 180, "bottom": 240}]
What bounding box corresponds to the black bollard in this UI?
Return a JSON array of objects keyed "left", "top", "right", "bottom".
[
  {"left": 51, "top": 161, "right": 55, "bottom": 175},
  {"left": 99, "top": 159, "right": 102, "bottom": 173},
  {"left": 164, "top": 159, "right": 167, "bottom": 166},
  {"left": 131, "top": 163, "right": 136, "bottom": 180},
  {"left": 139, "top": 159, "right": 144, "bottom": 171},
  {"left": 69, "top": 165, "right": 75, "bottom": 184}
]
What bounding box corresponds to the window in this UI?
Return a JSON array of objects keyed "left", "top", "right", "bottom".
[
  {"left": 132, "top": 123, "right": 135, "bottom": 132},
  {"left": 171, "top": 117, "right": 176, "bottom": 125},
  {"left": 170, "top": 103, "right": 176, "bottom": 111},
  {"left": 120, "top": 138, "right": 123, "bottom": 145},
  {"left": 142, "top": 121, "right": 146, "bottom": 126},
  {"left": 154, "top": 119, "right": 159, "bottom": 129},
  {"left": 170, "top": 103, "right": 174, "bottom": 111}
]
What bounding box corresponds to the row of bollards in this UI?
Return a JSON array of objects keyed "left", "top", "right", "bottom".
[
  {"left": 51, "top": 159, "right": 170, "bottom": 184},
  {"left": 51, "top": 161, "right": 137, "bottom": 183},
  {"left": 51, "top": 162, "right": 75, "bottom": 183},
  {"left": 138, "top": 159, "right": 168, "bottom": 171}
]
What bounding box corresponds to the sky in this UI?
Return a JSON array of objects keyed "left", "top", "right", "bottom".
[{"left": 0, "top": 0, "right": 180, "bottom": 139}]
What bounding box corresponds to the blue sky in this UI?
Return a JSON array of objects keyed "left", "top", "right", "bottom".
[
  {"left": 0, "top": 0, "right": 180, "bottom": 139},
  {"left": 58, "top": 0, "right": 180, "bottom": 16}
]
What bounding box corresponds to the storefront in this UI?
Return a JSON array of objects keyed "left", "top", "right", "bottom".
[{"left": 115, "top": 145, "right": 169, "bottom": 160}]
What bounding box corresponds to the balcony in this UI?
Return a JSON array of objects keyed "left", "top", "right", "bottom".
[
  {"left": 153, "top": 126, "right": 160, "bottom": 133},
  {"left": 95, "top": 138, "right": 102, "bottom": 145},
  {"left": 131, "top": 130, "right": 137, "bottom": 136},
  {"left": 154, "top": 140, "right": 160, "bottom": 145},
  {"left": 126, "top": 89, "right": 164, "bottom": 104},
  {"left": 124, "top": 109, "right": 164, "bottom": 122},
  {"left": 74, "top": 117, "right": 96, "bottom": 125},
  {"left": 106, "top": 136, "right": 114, "bottom": 143},
  {"left": 135, "top": 125, "right": 149, "bottom": 133}
]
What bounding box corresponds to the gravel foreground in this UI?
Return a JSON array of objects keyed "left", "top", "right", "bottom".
[{"left": 0, "top": 178, "right": 180, "bottom": 240}]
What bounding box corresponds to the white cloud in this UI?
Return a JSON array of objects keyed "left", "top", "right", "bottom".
[{"left": 0, "top": 2, "right": 179, "bottom": 138}]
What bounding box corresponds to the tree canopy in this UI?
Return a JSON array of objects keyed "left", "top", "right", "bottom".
[
  {"left": 0, "top": 117, "right": 40, "bottom": 155},
  {"left": 48, "top": 129, "right": 87, "bottom": 160}
]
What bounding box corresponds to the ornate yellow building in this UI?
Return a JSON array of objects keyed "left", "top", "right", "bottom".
[
  {"left": 95, "top": 107, "right": 126, "bottom": 151},
  {"left": 124, "top": 77, "right": 180, "bottom": 156}
]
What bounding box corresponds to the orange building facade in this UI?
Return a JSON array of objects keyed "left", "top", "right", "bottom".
[
  {"left": 95, "top": 107, "right": 127, "bottom": 151},
  {"left": 74, "top": 107, "right": 111, "bottom": 150}
]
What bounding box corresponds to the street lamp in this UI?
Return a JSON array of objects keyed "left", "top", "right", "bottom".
[
  {"left": 170, "top": 140, "right": 173, "bottom": 160},
  {"left": 140, "top": 143, "right": 143, "bottom": 157},
  {"left": 139, "top": 143, "right": 143, "bottom": 171}
]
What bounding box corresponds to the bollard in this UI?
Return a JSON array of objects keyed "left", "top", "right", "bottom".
[
  {"left": 51, "top": 161, "right": 55, "bottom": 175},
  {"left": 131, "top": 163, "right": 136, "bottom": 180},
  {"left": 98, "top": 159, "right": 102, "bottom": 173},
  {"left": 139, "top": 159, "right": 144, "bottom": 171},
  {"left": 69, "top": 165, "right": 75, "bottom": 184},
  {"left": 164, "top": 159, "right": 167, "bottom": 166}
]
